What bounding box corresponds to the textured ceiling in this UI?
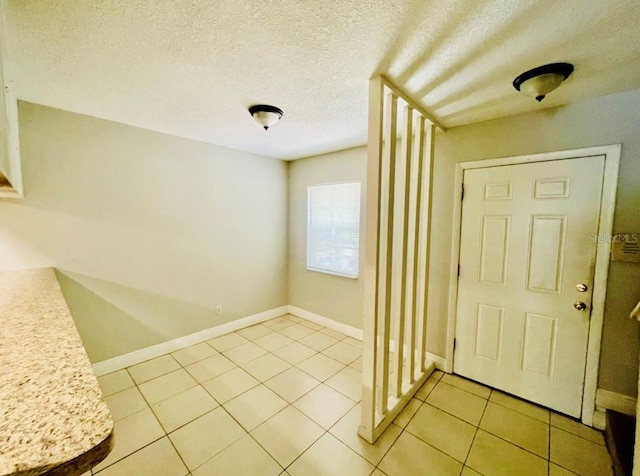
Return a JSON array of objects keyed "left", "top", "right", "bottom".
[{"left": 3, "top": 0, "right": 640, "bottom": 160}]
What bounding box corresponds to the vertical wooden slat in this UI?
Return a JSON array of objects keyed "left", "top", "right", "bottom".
[
  {"left": 393, "top": 105, "right": 413, "bottom": 397},
  {"left": 361, "top": 74, "right": 442, "bottom": 444},
  {"left": 408, "top": 116, "right": 425, "bottom": 382},
  {"left": 420, "top": 124, "right": 436, "bottom": 371},
  {"left": 360, "top": 77, "right": 384, "bottom": 441},
  {"left": 378, "top": 92, "right": 397, "bottom": 414}
]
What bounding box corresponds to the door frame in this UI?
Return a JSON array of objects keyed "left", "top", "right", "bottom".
[{"left": 445, "top": 144, "right": 621, "bottom": 426}]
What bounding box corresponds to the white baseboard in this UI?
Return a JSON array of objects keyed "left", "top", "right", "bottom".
[
  {"left": 592, "top": 409, "right": 607, "bottom": 430},
  {"left": 287, "top": 305, "right": 364, "bottom": 340},
  {"left": 595, "top": 388, "right": 637, "bottom": 417},
  {"left": 92, "top": 306, "right": 288, "bottom": 376},
  {"left": 287, "top": 306, "right": 448, "bottom": 371},
  {"left": 427, "top": 353, "right": 447, "bottom": 371},
  {"left": 92, "top": 304, "right": 451, "bottom": 377}
]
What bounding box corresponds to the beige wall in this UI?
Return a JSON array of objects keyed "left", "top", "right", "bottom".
[
  {"left": 433, "top": 89, "right": 640, "bottom": 397},
  {"left": 288, "top": 147, "right": 367, "bottom": 329},
  {"left": 0, "top": 102, "right": 288, "bottom": 362},
  {"left": 288, "top": 88, "right": 640, "bottom": 397}
]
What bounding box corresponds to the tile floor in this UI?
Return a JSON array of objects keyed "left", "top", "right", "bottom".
[{"left": 88, "top": 314, "right": 614, "bottom": 476}]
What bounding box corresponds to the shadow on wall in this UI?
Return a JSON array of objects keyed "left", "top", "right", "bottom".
[{"left": 55, "top": 269, "right": 220, "bottom": 363}]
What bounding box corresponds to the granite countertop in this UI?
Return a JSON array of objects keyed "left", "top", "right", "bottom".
[{"left": 0, "top": 268, "right": 113, "bottom": 476}]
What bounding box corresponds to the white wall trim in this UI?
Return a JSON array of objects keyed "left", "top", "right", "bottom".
[
  {"left": 288, "top": 306, "right": 448, "bottom": 371},
  {"left": 92, "top": 306, "right": 288, "bottom": 376},
  {"left": 446, "top": 144, "right": 621, "bottom": 427},
  {"left": 592, "top": 410, "right": 607, "bottom": 431},
  {"left": 596, "top": 388, "right": 637, "bottom": 417},
  {"left": 287, "top": 305, "right": 364, "bottom": 340},
  {"left": 93, "top": 303, "right": 448, "bottom": 377}
]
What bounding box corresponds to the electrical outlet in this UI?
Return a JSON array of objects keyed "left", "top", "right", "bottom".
[{"left": 215, "top": 305, "right": 223, "bottom": 316}]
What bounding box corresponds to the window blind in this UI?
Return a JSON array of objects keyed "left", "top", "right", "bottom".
[{"left": 307, "top": 181, "right": 361, "bottom": 278}]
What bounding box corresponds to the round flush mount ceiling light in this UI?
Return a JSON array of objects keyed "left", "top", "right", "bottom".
[
  {"left": 249, "top": 105, "right": 283, "bottom": 130},
  {"left": 513, "top": 63, "right": 574, "bottom": 102}
]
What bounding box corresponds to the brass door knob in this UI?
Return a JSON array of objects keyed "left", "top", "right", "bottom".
[
  {"left": 574, "top": 301, "right": 587, "bottom": 311},
  {"left": 576, "top": 284, "right": 588, "bottom": 292}
]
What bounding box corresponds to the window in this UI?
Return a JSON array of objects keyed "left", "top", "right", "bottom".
[{"left": 307, "top": 181, "right": 361, "bottom": 278}]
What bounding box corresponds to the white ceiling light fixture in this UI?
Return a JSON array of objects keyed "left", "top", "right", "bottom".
[
  {"left": 249, "top": 105, "right": 283, "bottom": 130},
  {"left": 513, "top": 63, "right": 574, "bottom": 102}
]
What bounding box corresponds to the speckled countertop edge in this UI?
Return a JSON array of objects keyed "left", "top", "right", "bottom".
[{"left": 0, "top": 268, "right": 113, "bottom": 475}]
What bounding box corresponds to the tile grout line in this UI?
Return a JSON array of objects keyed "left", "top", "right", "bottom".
[
  {"left": 104, "top": 316, "right": 359, "bottom": 475},
  {"left": 458, "top": 383, "right": 490, "bottom": 476}
]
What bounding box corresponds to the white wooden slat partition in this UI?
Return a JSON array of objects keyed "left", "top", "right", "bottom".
[{"left": 359, "top": 76, "right": 443, "bottom": 444}]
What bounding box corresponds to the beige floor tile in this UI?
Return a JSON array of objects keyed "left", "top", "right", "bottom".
[
  {"left": 207, "top": 332, "right": 248, "bottom": 352},
  {"left": 489, "top": 391, "right": 550, "bottom": 423},
  {"left": 171, "top": 343, "right": 218, "bottom": 367},
  {"left": 185, "top": 354, "right": 237, "bottom": 383},
  {"left": 393, "top": 398, "right": 422, "bottom": 428},
  {"left": 349, "top": 356, "right": 363, "bottom": 371},
  {"left": 192, "top": 434, "right": 281, "bottom": 476},
  {"left": 325, "top": 366, "right": 362, "bottom": 401},
  {"left": 379, "top": 431, "right": 462, "bottom": 476},
  {"left": 251, "top": 406, "right": 324, "bottom": 467},
  {"left": 169, "top": 407, "right": 245, "bottom": 471},
  {"left": 285, "top": 314, "right": 304, "bottom": 323},
  {"left": 298, "top": 331, "right": 339, "bottom": 351},
  {"left": 241, "top": 353, "right": 291, "bottom": 381},
  {"left": 224, "top": 384, "right": 288, "bottom": 431},
  {"left": 296, "top": 353, "right": 345, "bottom": 381},
  {"left": 96, "top": 437, "right": 187, "bottom": 476},
  {"left": 138, "top": 368, "right": 198, "bottom": 404},
  {"left": 441, "top": 374, "right": 491, "bottom": 399},
  {"left": 262, "top": 316, "right": 297, "bottom": 331},
  {"left": 236, "top": 324, "right": 274, "bottom": 341},
  {"left": 98, "top": 370, "right": 134, "bottom": 397},
  {"left": 152, "top": 385, "right": 218, "bottom": 432},
  {"left": 415, "top": 373, "right": 441, "bottom": 401},
  {"left": 298, "top": 320, "right": 324, "bottom": 331},
  {"left": 322, "top": 341, "right": 362, "bottom": 365},
  {"left": 466, "top": 430, "right": 547, "bottom": 476},
  {"left": 550, "top": 427, "right": 613, "bottom": 476},
  {"left": 104, "top": 387, "right": 148, "bottom": 421},
  {"left": 550, "top": 413, "right": 606, "bottom": 445},
  {"left": 550, "top": 463, "right": 578, "bottom": 475},
  {"left": 222, "top": 342, "right": 268, "bottom": 365},
  {"left": 406, "top": 403, "right": 476, "bottom": 462},
  {"left": 480, "top": 402, "right": 549, "bottom": 458},
  {"left": 461, "top": 467, "right": 483, "bottom": 476},
  {"left": 329, "top": 405, "right": 401, "bottom": 465},
  {"left": 265, "top": 367, "right": 320, "bottom": 402},
  {"left": 201, "top": 367, "right": 259, "bottom": 403},
  {"left": 254, "top": 332, "right": 294, "bottom": 351},
  {"left": 342, "top": 337, "right": 363, "bottom": 349},
  {"left": 93, "top": 408, "right": 164, "bottom": 472},
  {"left": 320, "top": 327, "right": 347, "bottom": 340},
  {"left": 127, "top": 355, "right": 181, "bottom": 384},
  {"left": 427, "top": 382, "right": 487, "bottom": 425},
  {"left": 279, "top": 323, "right": 316, "bottom": 340},
  {"left": 288, "top": 433, "right": 374, "bottom": 476},
  {"left": 293, "top": 383, "right": 356, "bottom": 429},
  {"left": 273, "top": 341, "right": 317, "bottom": 365}
]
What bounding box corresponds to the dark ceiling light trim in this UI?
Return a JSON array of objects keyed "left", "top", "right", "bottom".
[
  {"left": 513, "top": 62, "right": 574, "bottom": 102},
  {"left": 248, "top": 104, "right": 284, "bottom": 130}
]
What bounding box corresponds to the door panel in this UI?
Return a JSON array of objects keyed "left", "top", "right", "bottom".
[{"left": 454, "top": 156, "right": 605, "bottom": 417}]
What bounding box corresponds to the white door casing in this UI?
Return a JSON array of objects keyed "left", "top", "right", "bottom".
[{"left": 454, "top": 155, "right": 606, "bottom": 417}]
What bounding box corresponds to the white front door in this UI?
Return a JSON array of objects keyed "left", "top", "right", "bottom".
[{"left": 454, "top": 155, "right": 605, "bottom": 417}]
